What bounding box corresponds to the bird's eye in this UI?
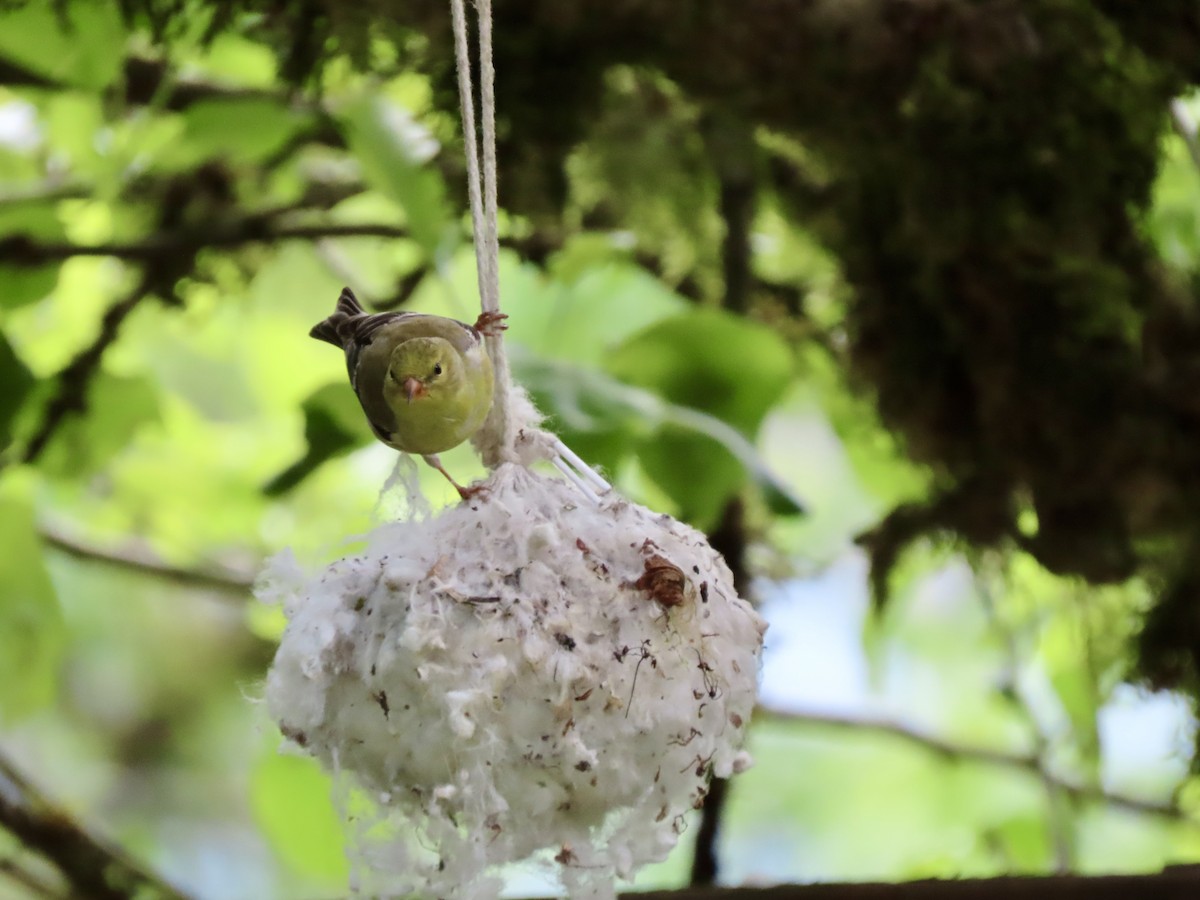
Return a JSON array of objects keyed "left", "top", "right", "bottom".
[{"left": 433, "top": 364, "right": 443, "bottom": 376}]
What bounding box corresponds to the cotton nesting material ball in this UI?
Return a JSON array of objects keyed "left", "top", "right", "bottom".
[{"left": 260, "top": 463, "right": 766, "bottom": 899}]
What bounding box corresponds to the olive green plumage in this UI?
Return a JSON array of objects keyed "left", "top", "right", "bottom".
[{"left": 311, "top": 287, "right": 505, "bottom": 495}]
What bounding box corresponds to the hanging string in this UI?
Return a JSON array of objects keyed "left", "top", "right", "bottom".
[
  {"left": 478, "top": 0, "right": 501, "bottom": 313},
  {"left": 448, "top": 0, "right": 610, "bottom": 499},
  {"left": 450, "top": 0, "right": 515, "bottom": 464}
]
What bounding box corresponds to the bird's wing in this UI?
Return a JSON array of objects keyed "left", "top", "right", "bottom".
[
  {"left": 338, "top": 315, "right": 410, "bottom": 446},
  {"left": 338, "top": 311, "right": 407, "bottom": 386},
  {"left": 382, "top": 313, "right": 482, "bottom": 354}
]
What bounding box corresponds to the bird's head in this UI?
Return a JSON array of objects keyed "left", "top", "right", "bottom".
[{"left": 386, "top": 337, "right": 457, "bottom": 404}]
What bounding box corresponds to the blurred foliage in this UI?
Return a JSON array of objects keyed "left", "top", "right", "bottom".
[{"left": 1, "top": 1, "right": 1200, "bottom": 898}]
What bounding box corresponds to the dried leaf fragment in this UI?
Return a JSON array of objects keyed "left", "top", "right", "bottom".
[{"left": 635, "top": 553, "right": 688, "bottom": 608}]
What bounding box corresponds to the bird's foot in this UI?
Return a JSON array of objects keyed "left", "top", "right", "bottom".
[
  {"left": 423, "top": 453, "right": 489, "bottom": 503},
  {"left": 473, "top": 310, "right": 509, "bottom": 337},
  {"left": 455, "top": 482, "right": 490, "bottom": 502}
]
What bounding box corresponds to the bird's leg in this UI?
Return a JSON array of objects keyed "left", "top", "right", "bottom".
[
  {"left": 422, "top": 454, "right": 487, "bottom": 500},
  {"left": 473, "top": 310, "right": 509, "bottom": 337}
]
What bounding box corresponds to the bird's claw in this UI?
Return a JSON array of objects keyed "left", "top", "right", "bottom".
[
  {"left": 456, "top": 482, "right": 490, "bottom": 502},
  {"left": 473, "top": 310, "right": 509, "bottom": 337}
]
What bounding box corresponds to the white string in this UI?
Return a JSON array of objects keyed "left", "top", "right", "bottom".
[
  {"left": 450, "top": 0, "right": 515, "bottom": 464},
  {"left": 477, "top": 0, "right": 501, "bottom": 314},
  {"left": 448, "top": 0, "right": 609, "bottom": 498},
  {"left": 552, "top": 457, "right": 602, "bottom": 505},
  {"left": 449, "top": 0, "right": 486, "bottom": 300},
  {"left": 475, "top": 0, "right": 515, "bottom": 459}
]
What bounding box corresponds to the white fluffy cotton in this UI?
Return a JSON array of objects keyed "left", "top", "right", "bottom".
[{"left": 260, "top": 463, "right": 766, "bottom": 899}]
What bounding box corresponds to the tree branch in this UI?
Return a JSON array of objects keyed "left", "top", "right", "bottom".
[
  {"left": 5, "top": 202, "right": 401, "bottom": 465},
  {"left": 0, "top": 222, "right": 412, "bottom": 266},
  {"left": 705, "top": 113, "right": 757, "bottom": 316},
  {"left": 620, "top": 867, "right": 1200, "bottom": 900},
  {"left": 0, "top": 751, "right": 188, "bottom": 899},
  {"left": 757, "top": 705, "right": 1187, "bottom": 822},
  {"left": 0, "top": 856, "right": 59, "bottom": 898},
  {"left": 19, "top": 274, "right": 153, "bottom": 464},
  {"left": 689, "top": 114, "right": 761, "bottom": 877},
  {"left": 974, "top": 565, "right": 1077, "bottom": 870},
  {"left": 0, "top": 181, "right": 90, "bottom": 206},
  {"left": 691, "top": 502, "right": 752, "bottom": 883},
  {"left": 38, "top": 524, "right": 254, "bottom": 596},
  {"left": 0, "top": 57, "right": 60, "bottom": 89},
  {"left": 122, "top": 55, "right": 291, "bottom": 111}
]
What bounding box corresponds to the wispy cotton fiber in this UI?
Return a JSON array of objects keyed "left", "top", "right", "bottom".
[{"left": 260, "top": 463, "right": 765, "bottom": 898}]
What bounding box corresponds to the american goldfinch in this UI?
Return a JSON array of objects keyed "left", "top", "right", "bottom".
[{"left": 311, "top": 287, "right": 507, "bottom": 497}]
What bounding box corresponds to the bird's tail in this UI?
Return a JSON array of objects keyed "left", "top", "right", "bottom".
[{"left": 310, "top": 287, "right": 366, "bottom": 346}]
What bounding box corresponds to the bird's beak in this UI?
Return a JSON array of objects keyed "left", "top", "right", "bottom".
[{"left": 403, "top": 377, "right": 425, "bottom": 403}]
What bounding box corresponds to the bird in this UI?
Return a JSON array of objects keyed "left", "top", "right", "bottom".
[{"left": 310, "top": 286, "right": 507, "bottom": 498}]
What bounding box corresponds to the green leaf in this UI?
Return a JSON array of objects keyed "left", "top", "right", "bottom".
[
  {"left": 605, "top": 309, "right": 794, "bottom": 433},
  {"left": 201, "top": 34, "right": 280, "bottom": 87},
  {"left": 0, "top": 332, "right": 34, "bottom": 449},
  {"left": 637, "top": 429, "right": 745, "bottom": 527},
  {"left": 179, "top": 98, "right": 310, "bottom": 165},
  {"left": 0, "top": 198, "right": 65, "bottom": 305},
  {"left": 546, "top": 233, "right": 636, "bottom": 284},
  {"left": 41, "top": 93, "right": 105, "bottom": 177},
  {"left": 264, "top": 383, "right": 371, "bottom": 495},
  {"left": 0, "top": 3, "right": 126, "bottom": 90},
  {"left": 1048, "top": 657, "right": 1101, "bottom": 766},
  {"left": 602, "top": 310, "right": 797, "bottom": 524},
  {"left": 1149, "top": 133, "right": 1200, "bottom": 269},
  {"left": 0, "top": 199, "right": 68, "bottom": 309},
  {"left": 989, "top": 814, "right": 1053, "bottom": 869},
  {"left": 505, "top": 256, "right": 689, "bottom": 366},
  {"left": 0, "top": 264, "right": 58, "bottom": 311},
  {"left": 251, "top": 746, "right": 349, "bottom": 883},
  {"left": 0, "top": 198, "right": 67, "bottom": 240},
  {"left": 514, "top": 351, "right": 804, "bottom": 519},
  {"left": 38, "top": 374, "right": 161, "bottom": 479},
  {"left": 342, "top": 97, "right": 454, "bottom": 260},
  {"left": 0, "top": 470, "right": 64, "bottom": 722}
]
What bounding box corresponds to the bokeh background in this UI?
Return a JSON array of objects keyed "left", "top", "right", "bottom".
[{"left": 3, "top": 2, "right": 1200, "bottom": 898}]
